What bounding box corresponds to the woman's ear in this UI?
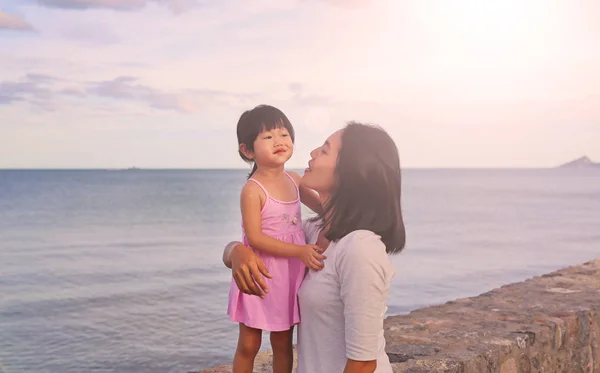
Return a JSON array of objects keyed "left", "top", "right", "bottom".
[{"left": 239, "top": 144, "right": 254, "bottom": 161}]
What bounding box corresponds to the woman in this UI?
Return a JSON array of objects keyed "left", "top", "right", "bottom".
[{"left": 223, "top": 122, "right": 406, "bottom": 373}]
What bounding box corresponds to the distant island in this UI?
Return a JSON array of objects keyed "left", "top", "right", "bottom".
[
  {"left": 102, "top": 167, "right": 141, "bottom": 171},
  {"left": 558, "top": 156, "right": 600, "bottom": 168}
]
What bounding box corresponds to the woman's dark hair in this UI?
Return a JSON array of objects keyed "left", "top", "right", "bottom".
[
  {"left": 317, "top": 122, "right": 406, "bottom": 254},
  {"left": 236, "top": 104, "right": 295, "bottom": 178}
]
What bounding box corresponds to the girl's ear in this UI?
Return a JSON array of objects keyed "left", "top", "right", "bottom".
[{"left": 239, "top": 144, "right": 254, "bottom": 160}]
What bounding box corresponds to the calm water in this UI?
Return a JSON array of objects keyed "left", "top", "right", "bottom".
[{"left": 1, "top": 169, "right": 599, "bottom": 373}]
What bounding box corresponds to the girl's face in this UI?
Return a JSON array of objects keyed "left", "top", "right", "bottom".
[
  {"left": 241, "top": 126, "right": 294, "bottom": 168},
  {"left": 301, "top": 129, "right": 343, "bottom": 198}
]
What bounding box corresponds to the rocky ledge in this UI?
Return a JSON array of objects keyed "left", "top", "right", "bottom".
[{"left": 196, "top": 259, "right": 600, "bottom": 373}]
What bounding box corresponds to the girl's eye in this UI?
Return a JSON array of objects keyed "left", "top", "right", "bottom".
[
  {"left": 282, "top": 134, "right": 289, "bottom": 137},
  {"left": 263, "top": 135, "right": 272, "bottom": 139}
]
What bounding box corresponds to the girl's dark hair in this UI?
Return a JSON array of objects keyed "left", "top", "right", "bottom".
[
  {"left": 315, "top": 122, "right": 406, "bottom": 254},
  {"left": 236, "top": 104, "right": 295, "bottom": 178}
]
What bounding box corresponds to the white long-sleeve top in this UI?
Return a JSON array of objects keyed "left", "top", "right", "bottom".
[{"left": 296, "top": 220, "right": 395, "bottom": 373}]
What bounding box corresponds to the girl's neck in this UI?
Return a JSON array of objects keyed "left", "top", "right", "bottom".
[{"left": 253, "top": 165, "right": 286, "bottom": 179}]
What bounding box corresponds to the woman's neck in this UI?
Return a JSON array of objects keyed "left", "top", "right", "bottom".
[
  {"left": 315, "top": 196, "right": 332, "bottom": 250},
  {"left": 318, "top": 192, "right": 330, "bottom": 206},
  {"left": 318, "top": 192, "right": 332, "bottom": 233}
]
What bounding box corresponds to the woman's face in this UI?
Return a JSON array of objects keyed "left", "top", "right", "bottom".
[{"left": 301, "top": 129, "right": 343, "bottom": 197}]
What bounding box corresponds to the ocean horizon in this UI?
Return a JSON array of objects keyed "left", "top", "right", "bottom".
[
  {"left": 0, "top": 166, "right": 572, "bottom": 170},
  {"left": 1, "top": 168, "right": 599, "bottom": 372}
]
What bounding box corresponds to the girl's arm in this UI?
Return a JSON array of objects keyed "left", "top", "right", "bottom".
[{"left": 241, "top": 182, "right": 325, "bottom": 270}]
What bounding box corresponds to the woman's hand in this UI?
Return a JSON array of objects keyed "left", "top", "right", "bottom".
[{"left": 230, "top": 243, "right": 273, "bottom": 298}]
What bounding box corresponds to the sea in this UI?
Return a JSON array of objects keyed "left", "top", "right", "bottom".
[{"left": 1, "top": 168, "right": 599, "bottom": 373}]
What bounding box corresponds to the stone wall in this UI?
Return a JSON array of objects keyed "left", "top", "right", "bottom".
[{"left": 196, "top": 259, "right": 600, "bottom": 373}]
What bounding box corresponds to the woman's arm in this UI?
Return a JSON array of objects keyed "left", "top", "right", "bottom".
[
  {"left": 222, "top": 240, "right": 272, "bottom": 298},
  {"left": 343, "top": 360, "right": 377, "bottom": 373},
  {"left": 241, "top": 182, "right": 325, "bottom": 270},
  {"left": 222, "top": 241, "right": 240, "bottom": 269},
  {"left": 337, "top": 232, "right": 393, "bottom": 373}
]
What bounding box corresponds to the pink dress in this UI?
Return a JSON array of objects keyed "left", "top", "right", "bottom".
[{"left": 227, "top": 172, "right": 307, "bottom": 331}]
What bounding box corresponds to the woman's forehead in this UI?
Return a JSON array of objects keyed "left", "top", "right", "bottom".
[{"left": 325, "top": 129, "right": 343, "bottom": 149}]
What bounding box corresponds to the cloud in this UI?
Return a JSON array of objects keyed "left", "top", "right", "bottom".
[
  {"left": 0, "top": 74, "right": 57, "bottom": 106},
  {"left": 35, "top": 0, "right": 202, "bottom": 13},
  {"left": 0, "top": 74, "right": 257, "bottom": 113},
  {"left": 87, "top": 76, "right": 251, "bottom": 112},
  {"left": 59, "top": 23, "right": 121, "bottom": 45},
  {"left": 89, "top": 76, "right": 203, "bottom": 112},
  {"left": 0, "top": 11, "right": 34, "bottom": 31},
  {"left": 288, "top": 82, "right": 332, "bottom": 106},
  {"left": 304, "top": 0, "right": 369, "bottom": 8}
]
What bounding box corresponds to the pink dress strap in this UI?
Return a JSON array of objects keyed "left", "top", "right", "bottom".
[
  {"left": 247, "top": 177, "right": 269, "bottom": 196},
  {"left": 284, "top": 171, "right": 299, "bottom": 192},
  {"left": 247, "top": 178, "right": 271, "bottom": 213},
  {"left": 249, "top": 172, "right": 299, "bottom": 198}
]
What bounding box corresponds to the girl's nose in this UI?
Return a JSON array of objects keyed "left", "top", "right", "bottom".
[{"left": 310, "top": 148, "right": 317, "bottom": 158}]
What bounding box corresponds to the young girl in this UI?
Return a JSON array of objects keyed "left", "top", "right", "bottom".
[{"left": 227, "top": 104, "right": 325, "bottom": 373}]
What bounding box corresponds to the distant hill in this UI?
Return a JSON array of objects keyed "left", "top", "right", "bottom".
[{"left": 558, "top": 156, "right": 600, "bottom": 168}]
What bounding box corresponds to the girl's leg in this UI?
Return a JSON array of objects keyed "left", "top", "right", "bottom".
[
  {"left": 270, "top": 326, "right": 294, "bottom": 373},
  {"left": 233, "top": 324, "right": 262, "bottom": 373}
]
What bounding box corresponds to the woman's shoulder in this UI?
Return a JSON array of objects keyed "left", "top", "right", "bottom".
[
  {"left": 335, "top": 230, "right": 391, "bottom": 266},
  {"left": 330, "top": 230, "right": 395, "bottom": 285},
  {"left": 339, "top": 229, "right": 384, "bottom": 249}
]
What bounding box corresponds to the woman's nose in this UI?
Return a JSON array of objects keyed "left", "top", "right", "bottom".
[{"left": 310, "top": 148, "right": 317, "bottom": 158}]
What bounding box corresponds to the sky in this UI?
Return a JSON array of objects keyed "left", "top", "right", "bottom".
[{"left": 0, "top": 0, "right": 599, "bottom": 169}]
